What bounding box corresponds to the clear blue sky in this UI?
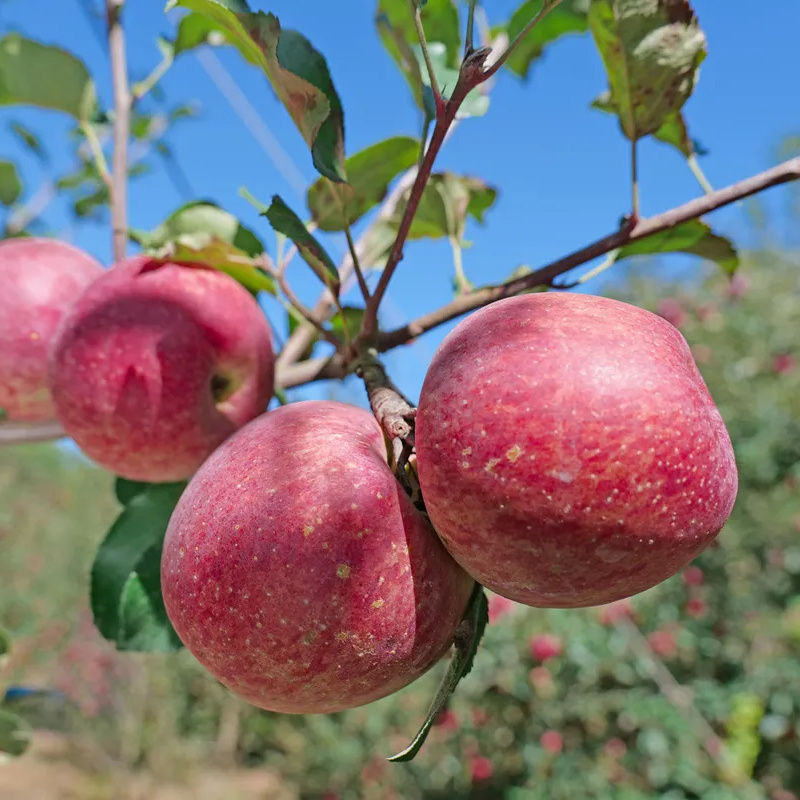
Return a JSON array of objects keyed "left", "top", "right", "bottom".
[{"left": 2, "top": 1, "right": 799, "bottom": 408}]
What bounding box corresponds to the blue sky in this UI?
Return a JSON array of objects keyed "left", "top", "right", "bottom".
[{"left": 2, "top": 0, "right": 799, "bottom": 408}]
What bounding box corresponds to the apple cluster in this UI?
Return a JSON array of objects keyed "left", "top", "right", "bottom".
[{"left": 0, "top": 238, "right": 738, "bottom": 715}]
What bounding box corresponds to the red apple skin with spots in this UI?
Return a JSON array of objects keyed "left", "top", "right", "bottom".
[
  {"left": 415, "top": 292, "right": 738, "bottom": 608},
  {"left": 49, "top": 256, "right": 274, "bottom": 482},
  {"left": 0, "top": 237, "right": 102, "bottom": 421},
  {"left": 161, "top": 400, "right": 474, "bottom": 714}
]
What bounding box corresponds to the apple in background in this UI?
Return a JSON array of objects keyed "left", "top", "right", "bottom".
[
  {"left": 49, "top": 256, "right": 274, "bottom": 482},
  {"left": 0, "top": 237, "right": 102, "bottom": 422},
  {"left": 529, "top": 634, "right": 562, "bottom": 663},
  {"left": 415, "top": 292, "right": 738, "bottom": 608},
  {"left": 161, "top": 400, "right": 474, "bottom": 714}
]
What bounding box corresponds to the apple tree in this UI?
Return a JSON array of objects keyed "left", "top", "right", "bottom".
[{"left": 1, "top": 0, "right": 799, "bottom": 763}]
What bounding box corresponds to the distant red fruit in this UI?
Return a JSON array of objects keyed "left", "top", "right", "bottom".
[
  {"left": 656, "top": 297, "right": 687, "bottom": 329},
  {"left": 470, "top": 756, "right": 493, "bottom": 782},
  {"left": 598, "top": 599, "right": 634, "bottom": 626},
  {"left": 540, "top": 729, "right": 564, "bottom": 754},
  {"left": 728, "top": 273, "right": 750, "bottom": 298},
  {"left": 772, "top": 353, "right": 797, "bottom": 375},
  {"left": 530, "top": 634, "right": 563, "bottom": 662},
  {"left": 686, "top": 597, "right": 708, "bottom": 619},
  {"left": 647, "top": 629, "right": 678, "bottom": 658},
  {"left": 471, "top": 708, "right": 489, "bottom": 728},
  {"left": 434, "top": 709, "right": 459, "bottom": 731},
  {"left": 603, "top": 738, "right": 627, "bottom": 759},
  {"left": 682, "top": 566, "right": 705, "bottom": 587},
  {"left": 488, "top": 593, "right": 517, "bottom": 623}
]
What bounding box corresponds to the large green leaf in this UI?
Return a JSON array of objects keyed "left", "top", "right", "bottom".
[
  {"left": 500, "top": 0, "right": 590, "bottom": 79},
  {"left": 0, "top": 161, "right": 21, "bottom": 207},
  {"left": 307, "top": 136, "right": 420, "bottom": 232},
  {"left": 588, "top": 0, "right": 706, "bottom": 141},
  {"left": 168, "top": 0, "right": 346, "bottom": 181},
  {"left": 0, "top": 34, "right": 96, "bottom": 121},
  {"left": 129, "top": 201, "right": 275, "bottom": 295},
  {"left": 0, "top": 711, "right": 31, "bottom": 758},
  {"left": 376, "top": 0, "right": 460, "bottom": 108},
  {"left": 264, "top": 195, "right": 340, "bottom": 296},
  {"left": 90, "top": 482, "right": 186, "bottom": 652},
  {"left": 173, "top": 11, "right": 226, "bottom": 54},
  {"left": 618, "top": 219, "right": 739, "bottom": 274}
]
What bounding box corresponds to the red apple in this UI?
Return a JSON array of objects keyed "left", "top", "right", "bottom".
[
  {"left": 540, "top": 729, "right": 564, "bottom": 754},
  {"left": 682, "top": 566, "right": 704, "bottom": 587},
  {"left": 49, "top": 256, "right": 274, "bottom": 482},
  {"left": 0, "top": 237, "right": 102, "bottom": 421},
  {"left": 647, "top": 628, "right": 678, "bottom": 657},
  {"left": 529, "top": 633, "right": 563, "bottom": 662},
  {"left": 415, "top": 292, "right": 738, "bottom": 608},
  {"left": 161, "top": 400, "right": 474, "bottom": 714},
  {"left": 469, "top": 756, "right": 493, "bottom": 782}
]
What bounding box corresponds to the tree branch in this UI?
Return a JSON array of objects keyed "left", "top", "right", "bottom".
[
  {"left": 107, "top": 0, "right": 131, "bottom": 263},
  {"left": 0, "top": 420, "right": 66, "bottom": 445},
  {"left": 356, "top": 355, "right": 416, "bottom": 445},
  {"left": 275, "top": 156, "right": 800, "bottom": 389}
]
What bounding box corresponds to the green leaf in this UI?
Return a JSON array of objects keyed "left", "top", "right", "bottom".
[
  {"left": 330, "top": 306, "right": 365, "bottom": 341},
  {"left": 307, "top": 136, "right": 420, "bottom": 232},
  {"left": 264, "top": 195, "right": 340, "bottom": 296},
  {"left": 618, "top": 219, "right": 739, "bottom": 274},
  {"left": 90, "top": 482, "right": 186, "bottom": 652},
  {"left": 8, "top": 121, "right": 47, "bottom": 162},
  {"left": 0, "top": 626, "right": 11, "bottom": 668},
  {"left": 114, "top": 477, "right": 150, "bottom": 506},
  {"left": 129, "top": 201, "right": 274, "bottom": 294},
  {"left": 388, "top": 584, "right": 487, "bottom": 763},
  {"left": 0, "top": 161, "right": 22, "bottom": 206},
  {"left": 173, "top": 11, "right": 227, "bottom": 54},
  {"left": 0, "top": 34, "right": 96, "bottom": 121},
  {"left": 588, "top": 0, "right": 706, "bottom": 141},
  {"left": 0, "top": 710, "right": 31, "bottom": 758},
  {"left": 376, "top": 0, "right": 460, "bottom": 107},
  {"left": 500, "top": 0, "right": 590, "bottom": 79},
  {"left": 406, "top": 172, "right": 497, "bottom": 241},
  {"left": 168, "top": 1, "right": 346, "bottom": 181}
]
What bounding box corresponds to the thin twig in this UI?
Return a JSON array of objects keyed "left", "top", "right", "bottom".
[
  {"left": 0, "top": 420, "right": 66, "bottom": 445},
  {"left": 345, "top": 223, "right": 370, "bottom": 302},
  {"left": 481, "top": 0, "right": 565, "bottom": 81},
  {"left": 275, "top": 156, "right": 800, "bottom": 388},
  {"left": 355, "top": 354, "right": 416, "bottom": 445},
  {"left": 409, "top": 0, "right": 442, "bottom": 102},
  {"left": 107, "top": 0, "right": 131, "bottom": 262},
  {"left": 80, "top": 122, "right": 112, "bottom": 191},
  {"left": 465, "top": 0, "right": 479, "bottom": 57},
  {"left": 277, "top": 260, "right": 342, "bottom": 349},
  {"left": 131, "top": 51, "right": 173, "bottom": 104}
]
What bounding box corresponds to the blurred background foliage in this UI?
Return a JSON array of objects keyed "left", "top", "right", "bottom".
[{"left": 1, "top": 241, "right": 799, "bottom": 799}]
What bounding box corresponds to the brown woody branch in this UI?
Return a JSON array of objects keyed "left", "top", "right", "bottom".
[
  {"left": 355, "top": 355, "right": 416, "bottom": 445},
  {"left": 276, "top": 156, "right": 800, "bottom": 389},
  {"left": 107, "top": 0, "right": 130, "bottom": 262}
]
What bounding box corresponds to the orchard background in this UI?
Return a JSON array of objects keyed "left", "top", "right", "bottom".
[{"left": 1, "top": 0, "right": 799, "bottom": 798}]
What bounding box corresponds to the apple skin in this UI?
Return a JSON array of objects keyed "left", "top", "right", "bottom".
[
  {"left": 415, "top": 292, "right": 738, "bottom": 608},
  {"left": 0, "top": 237, "right": 102, "bottom": 422},
  {"left": 161, "top": 400, "right": 474, "bottom": 714},
  {"left": 49, "top": 256, "right": 274, "bottom": 482}
]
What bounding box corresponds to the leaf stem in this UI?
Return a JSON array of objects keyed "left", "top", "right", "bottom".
[
  {"left": 345, "top": 223, "right": 371, "bottom": 302},
  {"left": 276, "top": 262, "right": 342, "bottom": 350},
  {"left": 408, "top": 0, "right": 442, "bottom": 102},
  {"left": 131, "top": 51, "right": 173, "bottom": 104},
  {"left": 687, "top": 153, "right": 715, "bottom": 195},
  {"left": 107, "top": 0, "right": 131, "bottom": 262},
  {"left": 80, "top": 121, "right": 112, "bottom": 191},
  {"left": 481, "top": 0, "right": 565, "bottom": 81},
  {"left": 450, "top": 235, "right": 470, "bottom": 294}
]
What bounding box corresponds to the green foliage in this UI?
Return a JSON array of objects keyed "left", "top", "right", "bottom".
[
  {"left": 307, "top": 136, "right": 420, "bottom": 232},
  {"left": 0, "top": 160, "right": 21, "bottom": 206},
  {"left": 264, "top": 195, "right": 341, "bottom": 295},
  {"left": 129, "top": 201, "right": 276, "bottom": 295},
  {"left": 90, "top": 482, "right": 186, "bottom": 653},
  {"left": 588, "top": 0, "right": 706, "bottom": 142},
  {"left": 168, "top": 0, "right": 347, "bottom": 181},
  {"left": 0, "top": 34, "right": 96, "bottom": 121}
]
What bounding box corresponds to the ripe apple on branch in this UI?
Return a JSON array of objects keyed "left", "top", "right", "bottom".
[{"left": 1, "top": 0, "right": 798, "bottom": 764}]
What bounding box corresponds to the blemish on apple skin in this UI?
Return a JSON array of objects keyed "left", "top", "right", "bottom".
[
  {"left": 485, "top": 458, "right": 500, "bottom": 473},
  {"left": 371, "top": 599, "right": 385, "bottom": 609},
  {"left": 506, "top": 444, "right": 523, "bottom": 462},
  {"left": 336, "top": 564, "right": 351, "bottom": 579}
]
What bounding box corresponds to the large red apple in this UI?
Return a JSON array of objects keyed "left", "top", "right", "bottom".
[
  {"left": 161, "top": 400, "right": 474, "bottom": 714},
  {"left": 415, "top": 292, "right": 738, "bottom": 608},
  {"left": 0, "top": 237, "right": 102, "bottom": 421},
  {"left": 49, "top": 256, "right": 274, "bottom": 482}
]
